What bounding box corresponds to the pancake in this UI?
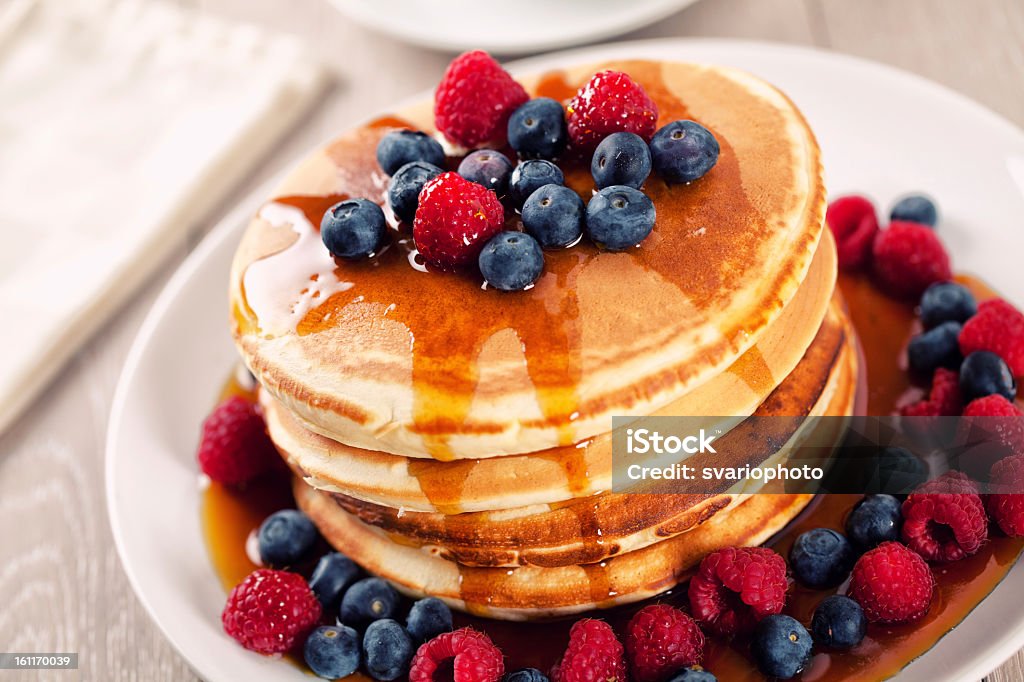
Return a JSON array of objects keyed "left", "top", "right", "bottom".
[{"left": 231, "top": 59, "right": 826, "bottom": 460}]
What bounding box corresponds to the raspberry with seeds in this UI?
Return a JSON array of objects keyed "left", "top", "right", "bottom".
[
  {"left": 687, "top": 546, "right": 787, "bottom": 637},
  {"left": 872, "top": 221, "right": 951, "bottom": 299},
  {"left": 900, "top": 367, "right": 963, "bottom": 417},
  {"left": 413, "top": 172, "right": 505, "bottom": 270},
  {"left": 221, "top": 569, "right": 321, "bottom": 654},
  {"left": 826, "top": 195, "right": 879, "bottom": 271},
  {"left": 901, "top": 472, "right": 987, "bottom": 562},
  {"left": 959, "top": 298, "right": 1024, "bottom": 377},
  {"left": 626, "top": 604, "right": 704, "bottom": 682},
  {"left": 552, "top": 619, "right": 627, "bottom": 682},
  {"left": 988, "top": 455, "right": 1024, "bottom": 536},
  {"left": 197, "top": 396, "right": 279, "bottom": 486},
  {"left": 434, "top": 51, "right": 528, "bottom": 148},
  {"left": 409, "top": 628, "right": 504, "bottom": 682},
  {"left": 849, "top": 541, "right": 934, "bottom": 623},
  {"left": 567, "top": 70, "right": 659, "bottom": 153}
]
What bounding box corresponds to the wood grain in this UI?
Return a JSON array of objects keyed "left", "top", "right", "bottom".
[{"left": 1, "top": 0, "right": 1022, "bottom": 680}]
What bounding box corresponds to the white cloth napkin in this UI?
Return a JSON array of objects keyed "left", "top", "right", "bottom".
[{"left": 0, "top": 0, "right": 329, "bottom": 433}]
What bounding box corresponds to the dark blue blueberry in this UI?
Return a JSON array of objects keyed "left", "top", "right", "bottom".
[
  {"left": 256, "top": 509, "right": 317, "bottom": 568},
  {"left": 376, "top": 129, "right": 446, "bottom": 176},
  {"left": 387, "top": 161, "right": 443, "bottom": 223},
  {"left": 509, "top": 160, "right": 564, "bottom": 208},
  {"left": 907, "top": 320, "right": 962, "bottom": 376},
  {"left": 845, "top": 494, "right": 902, "bottom": 551},
  {"left": 920, "top": 281, "right": 977, "bottom": 329},
  {"left": 303, "top": 625, "right": 360, "bottom": 680},
  {"left": 321, "top": 199, "right": 387, "bottom": 259},
  {"left": 591, "top": 132, "right": 652, "bottom": 189},
  {"left": 891, "top": 193, "right": 939, "bottom": 227},
  {"left": 960, "top": 350, "right": 1017, "bottom": 402},
  {"left": 339, "top": 577, "right": 399, "bottom": 626},
  {"left": 507, "top": 98, "right": 568, "bottom": 160},
  {"left": 667, "top": 667, "right": 718, "bottom": 682},
  {"left": 649, "top": 120, "right": 720, "bottom": 184},
  {"left": 751, "top": 614, "right": 813, "bottom": 680},
  {"left": 505, "top": 668, "right": 550, "bottom": 682},
  {"left": 521, "top": 184, "right": 584, "bottom": 248},
  {"left": 872, "top": 446, "right": 928, "bottom": 496},
  {"left": 362, "top": 619, "right": 413, "bottom": 681},
  {"left": 309, "top": 552, "right": 363, "bottom": 610},
  {"left": 479, "top": 231, "right": 545, "bottom": 292},
  {"left": 811, "top": 595, "right": 867, "bottom": 650},
  {"left": 458, "top": 150, "right": 513, "bottom": 196},
  {"left": 405, "top": 597, "right": 453, "bottom": 644},
  {"left": 789, "top": 528, "right": 855, "bottom": 588},
  {"left": 585, "top": 185, "right": 656, "bottom": 251}
]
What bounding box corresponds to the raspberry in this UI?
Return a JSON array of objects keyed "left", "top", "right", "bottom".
[
  {"left": 434, "top": 50, "right": 528, "bottom": 148},
  {"left": 988, "top": 456, "right": 1024, "bottom": 536},
  {"left": 965, "top": 394, "right": 1024, "bottom": 418},
  {"left": 687, "top": 546, "right": 787, "bottom": 637},
  {"left": 412, "top": 172, "right": 505, "bottom": 270},
  {"left": 551, "top": 619, "right": 627, "bottom": 682},
  {"left": 221, "top": 569, "right": 321, "bottom": 654},
  {"left": 962, "top": 395, "right": 1024, "bottom": 460},
  {"left": 900, "top": 367, "right": 963, "bottom": 417},
  {"left": 872, "top": 221, "right": 951, "bottom": 300},
  {"left": 566, "top": 70, "right": 659, "bottom": 153},
  {"left": 849, "top": 541, "right": 934, "bottom": 623},
  {"left": 826, "top": 195, "right": 879, "bottom": 271},
  {"left": 900, "top": 472, "right": 987, "bottom": 562},
  {"left": 197, "top": 396, "right": 279, "bottom": 486},
  {"left": 625, "top": 604, "right": 704, "bottom": 682},
  {"left": 959, "top": 298, "right": 1024, "bottom": 377},
  {"left": 409, "top": 628, "right": 504, "bottom": 682}
]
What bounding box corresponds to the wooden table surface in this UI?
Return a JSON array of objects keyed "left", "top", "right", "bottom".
[{"left": 2, "top": 0, "right": 1023, "bottom": 680}]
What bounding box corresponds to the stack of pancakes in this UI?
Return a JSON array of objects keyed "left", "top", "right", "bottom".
[{"left": 229, "top": 60, "right": 859, "bottom": 620}]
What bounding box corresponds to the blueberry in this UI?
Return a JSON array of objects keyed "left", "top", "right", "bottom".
[
  {"left": 591, "top": 132, "right": 652, "bottom": 189},
  {"left": 920, "top": 282, "right": 977, "bottom": 329},
  {"left": 339, "top": 577, "right": 399, "bottom": 626},
  {"left": 521, "top": 184, "right": 584, "bottom": 248},
  {"left": 872, "top": 446, "right": 928, "bottom": 496},
  {"left": 667, "top": 667, "right": 718, "bottom": 682},
  {"left": 321, "top": 199, "right": 387, "bottom": 259},
  {"left": 845, "top": 494, "right": 902, "bottom": 551},
  {"left": 507, "top": 98, "right": 568, "bottom": 160},
  {"left": 387, "top": 161, "right": 443, "bottom": 223},
  {"left": 505, "top": 668, "right": 550, "bottom": 682},
  {"left": 789, "top": 528, "right": 855, "bottom": 588},
  {"left": 362, "top": 619, "right": 413, "bottom": 681},
  {"left": 458, "top": 150, "right": 514, "bottom": 197},
  {"left": 509, "top": 160, "right": 564, "bottom": 208},
  {"left": 811, "top": 595, "right": 867, "bottom": 650},
  {"left": 650, "top": 120, "right": 720, "bottom": 184},
  {"left": 891, "top": 193, "right": 939, "bottom": 227},
  {"left": 751, "top": 614, "right": 813, "bottom": 680},
  {"left": 303, "top": 625, "right": 360, "bottom": 680},
  {"left": 406, "top": 597, "right": 453, "bottom": 644},
  {"left": 479, "top": 231, "right": 545, "bottom": 292},
  {"left": 906, "top": 320, "right": 962, "bottom": 376},
  {"left": 309, "top": 552, "right": 363, "bottom": 610},
  {"left": 960, "top": 350, "right": 1017, "bottom": 402},
  {"left": 257, "top": 510, "right": 317, "bottom": 568},
  {"left": 585, "top": 185, "right": 656, "bottom": 251},
  {"left": 376, "top": 129, "right": 446, "bottom": 176}
]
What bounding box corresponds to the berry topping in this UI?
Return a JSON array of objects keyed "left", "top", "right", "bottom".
[
  {"left": 522, "top": 184, "right": 585, "bottom": 248},
  {"left": 687, "top": 546, "right": 787, "bottom": 637},
  {"left": 959, "top": 350, "right": 1017, "bottom": 403},
  {"left": 901, "top": 472, "right": 987, "bottom": 562},
  {"left": 509, "top": 159, "right": 565, "bottom": 208},
  {"left": 872, "top": 221, "right": 951, "bottom": 299},
  {"left": 867, "top": 446, "right": 930, "bottom": 494},
  {"left": 591, "top": 131, "right": 652, "bottom": 189},
  {"left": 668, "top": 668, "right": 717, "bottom": 682},
  {"left": 458, "top": 149, "right": 514, "bottom": 196},
  {"left": 304, "top": 625, "right": 360, "bottom": 680},
  {"left": 963, "top": 395, "right": 1024, "bottom": 463},
  {"left": 339, "top": 577, "right": 399, "bottom": 626},
  {"left": 845, "top": 494, "right": 902, "bottom": 551},
  {"left": 849, "top": 541, "right": 934, "bottom": 623},
  {"left": 907, "top": 321, "right": 963, "bottom": 377},
  {"left": 789, "top": 528, "right": 855, "bottom": 589},
  {"left": 479, "top": 231, "right": 545, "bottom": 291},
  {"left": 751, "top": 615, "right": 812, "bottom": 680},
  {"left": 376, "top": 129, "right": 446, "bottom": 176},
  {"left": 891, "top": 193, "right": 939, "bottom": 227},
  {"left": 413, "top": 172, "right": 505, "bottom": 269},
  {"left": 363, "top": 619, "right": 414, "bottom": 681},
  {"left": 964, "top": 394, "right": 1024, "bottom": 417},
  {"left": 988, "top": 455, "right": 1024, "bottom": 536},
  {"left": 309, "top": 552, "right": 362, "bottom": 610},
  {"left": 585, "top": 185, "right": 657, "bottom": 251},
  {"left": 321, "top": 198, "right": 388, "bottom": 259},
  {"left": 257, "top": 509, "right": 318, "bottom": 568},
  {"left": 900, "top": 367, "right": 964, "bottom": 417},
  {"left": 506, "top": 669, "right": 550, "bottom": 682},
  {"left": 196, "top": 395, "right": 278, "bottom": 486},
  {"left": 649, "top": 120, "right": 720, "bottom": 185},
  {"left": 406, "top": 597, "right": 454, "bottom": 644},
  {"left": 920, "top": 282, "right": 977, "bottom": 329},
  {"left": 552, "top": 619, "right": 627, "bottom": 682},
  {"left": 566, "top": 70, "right": 659, "bottom": 153},
  {"left": 388, "top": 161, "right": 444, "bottom": 224},
  {"left": 959, "top": 298, "right": 1024, "bottom": 377},
  {"left": 508, "top": 98, "right": 569, "bottom": 160},
  {"left": 810, "top": 595, "right": 867, "bottom": 650},
  {"left": 625, "top": 604, "right": 704, "bottom": 682},
  {"left": 434, "top": 50, "right": 528, "bottom": 148},
  {"left": 410, "top": 628, "right": 505, "bottom": 682},
  {"left": 826, "top": 195, "right": 879, "bottom": 271},
  {"left": 221, "top": 569, "right": 321, "bottom": 654}
]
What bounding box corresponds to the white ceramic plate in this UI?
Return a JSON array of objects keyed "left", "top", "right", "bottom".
[
  {"left": 107, "top": 39, "right": 1024, "bottom": 682},
  {"left": 325, "top": 0, "right": 701, "bottom": 55}
]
